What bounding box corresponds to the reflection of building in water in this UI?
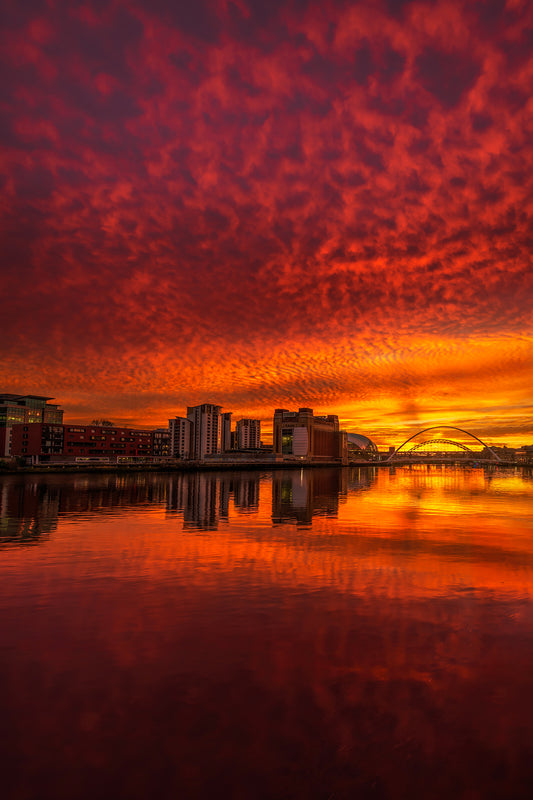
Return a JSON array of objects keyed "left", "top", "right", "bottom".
[
  {"left": 219, "top": 477, "right": 230, "bottom": 521},
  {"left": 1, "top": 474, "right": 172, "bottom": 546},
  {"left": 0, "top": 479, "right": 60, "bottom": 544},
  {"left": 232, "top": 476, "right": 260, "bottom": 514},
  {"left": 346, "top": 467, "right": 378, "bottom": 493},
  {"left": 167, "top": 473, "right": 231, "bottom": 531},
  {"left": 167, "top": 472, "right": 189, "bottom": 512},
  {"left": 167, "top": 472, "right": 261, "bottom": 529},
  {"left": 272, "top": 469, "right": 346, "bottom": 525},
  {"left": 55, "top": 474, "right": 168, "bottom": 514},
  {"left": 183, "top": 474, "right": 220, "bottom": 530}
]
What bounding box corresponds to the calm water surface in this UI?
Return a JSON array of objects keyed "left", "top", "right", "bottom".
[{"left": 1, "top": 466, "right": 533, "bottom": 799}]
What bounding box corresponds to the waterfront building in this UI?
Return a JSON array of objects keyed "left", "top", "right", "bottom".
[
  {"left": 236, "top": 418, "right": 261, "bottom": 450},
  {"left": 220, "top": 412, "right": 232, "bottom": 452},
  {"left": 153, "top": 427, "right": 170, "bottom": 458},
  {"left": 346, "top": 433, "right": 379, "bottom": 461},
  {"left": 0, "top": 394, "right": 63, "bottom": 457},
  {"left": 169, "top": 416, "right": 193, "bottom": 459},
  {"left": 187, "top": 404, "right": 222, "bottom": 460},
  {"left": 517, "top": 446, "right": 533, "bottom": 464},
  {"left": 10, "top": 423, "right": 160, "bottom": 464},
  {"left": 273, "top": 407, "right": 347, "bottom": 462},
  {"left": 492, "top": 445, "right": 514, "bottom": 461}
]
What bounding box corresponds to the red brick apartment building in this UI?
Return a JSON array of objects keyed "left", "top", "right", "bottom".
[{"left": 10, "top": 423, "right": 169, "bottom": 464}]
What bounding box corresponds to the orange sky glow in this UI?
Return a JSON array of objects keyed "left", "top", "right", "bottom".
[{"left": 1, "top": 0, "right": 532, "bottom": 447}]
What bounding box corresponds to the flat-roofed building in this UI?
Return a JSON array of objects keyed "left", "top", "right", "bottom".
[
  {"left": 187, "top": 404, "right": 222, "bottom": 460},
  {"left": 220, "top": 412, "right": 232, "bottom": 452},
  {"left": 0, "top": 394, "right": 63, "bottom": 457},
  {"left": 273, "top": 407, "right": 347, "bottom": 462},
  {"left": 236, "top": 418, "right": 261, "bottom": 450},
  {"left": 169, "top": 416, "right": 193, "bottom": 459},
  {"left": 11, "top": 423, "right": 157, "bottom": 463},
  {"left": 153, "top": 427, "right": 170, "bottom": 459}
]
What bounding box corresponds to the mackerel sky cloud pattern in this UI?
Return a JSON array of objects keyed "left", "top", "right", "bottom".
[{"left": 1, "top": 0, "right": 532, "bottom": 443}]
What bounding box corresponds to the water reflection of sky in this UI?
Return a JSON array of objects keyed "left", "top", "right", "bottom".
[{"left": 1, "top": 467, "right": 533, "bottom": 798}]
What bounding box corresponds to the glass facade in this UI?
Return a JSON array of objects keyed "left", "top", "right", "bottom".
[
  {"left": 0, "top": 395, "right": 63, "bottom": 428},
  {"left": 281, "top": 429, "right": 293, "bottom": 455},
  {"left": 0, "top": 396, "right": 64, "bottom": 458}
]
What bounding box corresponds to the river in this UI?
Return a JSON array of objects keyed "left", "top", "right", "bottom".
[{"left": 1, "top": 466, "right": 533, "bottom": 799}]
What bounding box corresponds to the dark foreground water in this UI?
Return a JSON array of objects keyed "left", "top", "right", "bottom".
[{"left": 1, "top": 466, "right": 533, "bottom": 799}]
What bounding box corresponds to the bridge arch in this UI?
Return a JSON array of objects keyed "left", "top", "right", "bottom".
[
  {"left": 410, "top": 438, "right": 473, "bottom": 453},
  {"left": 388, "top": 426, "right": 501, "bottom": 462}
]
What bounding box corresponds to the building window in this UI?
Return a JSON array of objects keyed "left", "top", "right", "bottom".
[{"left": 281, "top": 429, "right": 293, "bottom": 455}]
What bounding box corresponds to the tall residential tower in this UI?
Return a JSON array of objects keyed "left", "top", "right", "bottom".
[
  {"left": 187, "top": 404, "right": 222, "bottom": 460},
  {"left": 169, "top": 416, "right": 193, "bottom": 459},
  {"left": 236, "top": 418, "right": 261, "bottom": 449}
]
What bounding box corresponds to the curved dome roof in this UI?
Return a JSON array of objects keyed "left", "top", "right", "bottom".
[{"left": 347, "top": 433, "right": 378, "bottom": 452}]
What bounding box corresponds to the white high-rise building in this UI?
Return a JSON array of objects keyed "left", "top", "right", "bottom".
[
  {"left": 236, "top": 418, "right": 261, "bottom": 450},
  {"left": 169, "top": 416, "right": 193, "bottom": 459},
  {"left": 187, "top": 404, "right": 222, "bottom": 460}
]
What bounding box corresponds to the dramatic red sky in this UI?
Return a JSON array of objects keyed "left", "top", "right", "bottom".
[{"left": 1, "top": 0, "right": 532, "bottom": 445}]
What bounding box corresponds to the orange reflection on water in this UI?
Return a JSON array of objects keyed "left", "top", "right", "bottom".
[
  {"left": 4, "top": 467, "right": 532, "bottom": 609},
  {"left": 2, "top": 468, "right": 533, "bottom": 600},
  {"left": 2, "top": 467, "right": 533, "bottom": 799}
]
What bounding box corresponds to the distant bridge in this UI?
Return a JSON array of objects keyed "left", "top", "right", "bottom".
[
  {"left": 410, "top": 438, "right": 473, "bottom": 453},
  {"left": 387, "top": 426, "right": 502, "bottom": 463}
]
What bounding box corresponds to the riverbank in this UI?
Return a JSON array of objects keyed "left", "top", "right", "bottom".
[
  {"left": 0, "top": 458, "right": 530, "bottom": 476},
  {"left": 0, "top": 459, "right": 349, "bottom": 476}
]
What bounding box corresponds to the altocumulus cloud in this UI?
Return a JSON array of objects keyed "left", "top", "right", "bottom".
[{"left": 1, "top": 0, "right": 532, "bottom": 441}]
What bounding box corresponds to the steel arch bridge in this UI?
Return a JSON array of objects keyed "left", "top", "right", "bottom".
[
  {"left": 410, "top": 438, "right": 473, "bottom": 453},
  {"left": 387, "top": 426, "right": 501, "bottom": 462}
]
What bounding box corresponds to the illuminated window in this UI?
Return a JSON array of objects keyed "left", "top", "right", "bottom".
[{"left": 281, "top": 429, "right": 293, "bottom": 455}]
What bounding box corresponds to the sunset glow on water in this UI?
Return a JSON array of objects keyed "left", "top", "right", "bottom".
[{"left": 1, "top": 467, "right": 533, "bottom": 799}]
